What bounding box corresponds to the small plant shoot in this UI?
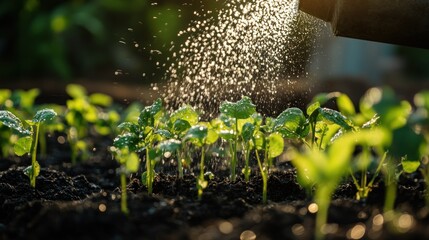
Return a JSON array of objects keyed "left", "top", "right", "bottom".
[{"left": 0, "top": 109, "right": 57, "bottom": 187}]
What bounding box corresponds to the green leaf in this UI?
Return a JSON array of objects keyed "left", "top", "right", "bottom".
[
  {"left": 23, "top": 161, "right": 41, "bottom": 181},
  {"left": 206, "top": 126, "right": 219, "bottom": 145},
  {"left": 138, "top": 98, "right": 163, "bottom": 127},
  {"left": 310, "top": 92, "right": 340, "bottom": 106},
  {"left": 274, "top": 108, "right": 308, "bottom": 138},
  {"left": 319, "top": 108, "right": 353, "bottom": 130},
  {"left": 219, "top": 129, "right": 235, "bottom": 140},
  {"left": 306, "top": 102, "right": 320, "bottom": 116},
  {"left": 66, "top": 84, "right": 87, "bottom": 98},
  {"left": 184, "top": 125, "right": 208, "bottom": 146},
  {"left": 219, "top": 96, "right": 256, "bottom": 119},
  {"left": 241, "top": 122, "right": 255, "bottom": 142},
  {"left": 89, "top": 93, "right": 113, "bottom": 107},
  {"left": 390, "top": 126, "right": 425, "bottom": 162},
  {"left": 172, "top": 119, "right": 192, "bottom": 133},
  {"left": 268, "top": 133, "right": 284, "bottom": 159},
  {"left": 337, "top": 94, "right": 356, "bottom": 117},
  {"left": 402, "top": 159, "right": 420, "bottom": 174},
  {"left": 0, "top": 110, "right": 30, "bottom": 135},
  {"left": 125, "top": 152, "right": 140, "bottom": 173},
  {"left": 155, "top": 129, "right": 173, "bottom": 139},
  {"left": 170, "top": 105, "right": 199, "bottom": 125},
  {"left": 117, "top": 122, "right": 139, "bottom": 133},
  {"left": 14, "top": 137, "right": 32, "bottom": 156},
  {"left": 158, "top": 139, "right": 182, "bottom": 153},
  {"left": 33, "top": 109, "right": 57, "bottom": 123},
  {"left": 113, "top": 133, "right": 139, "bottom": 150}
]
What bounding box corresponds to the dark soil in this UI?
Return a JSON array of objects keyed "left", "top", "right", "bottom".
[{"left": 2, "top": 154, "right": 429, "bottom": 240}]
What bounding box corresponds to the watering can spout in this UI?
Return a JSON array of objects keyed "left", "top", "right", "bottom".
[{"left": 298, "top": 0, "right": 429, "bottom": 49}]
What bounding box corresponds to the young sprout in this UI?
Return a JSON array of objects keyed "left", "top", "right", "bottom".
[
  {"left": 0, "top": 109, "right": 57, "bottom": 187},
  {"left": 219, "top": 96, "right": 256, "bottom": 182},
  {"left": 291, "top": 128, "right": 390, "bottom": 240},
  {"left": 184, "top": 124, "right": 218, "bottom": 200},
  {"left": 253, "top": 129, "right": 284, "bottom": 204},
  {"left": 111, "top": 147, "right": 139, "bottom": 215},
  {"left": 168, "top": 105, "right": 199, "bottom": 178},
  {"left": 114, "top": 98, "right": 164, "bottom": 194}
]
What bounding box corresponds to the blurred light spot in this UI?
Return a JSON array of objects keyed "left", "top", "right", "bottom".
[
  {"left": 57, "top": 136, "right": 66, "bottom": 144},
  {"left": 218, "top": 221, "right": 234, "bottom": 234},
  {"left": 372, "top": 214, "right": 384, "bottom": 229},
  {"left": 308, "top": 203, "right": 318, "bottom": 214},
  {"left": 396, "top": 213, "right": 414, "bottom": 233},
  {"left": 98, "top": 203, "right": 107, "bottom": 212},
  {"left": 240, "top": 230, "right": 256, "bottom": 240},
  {"left": 321, "top": 224, "right": 339, "bottom": 234},
  {"left": 347, "top": 223, "right": 366, "bottom": 239},
  {"left": 163, "top": 152, "right": 172, "bottom": 158},
  {"left": 291, "top": 224, "right": 305, "bottom": 236}
]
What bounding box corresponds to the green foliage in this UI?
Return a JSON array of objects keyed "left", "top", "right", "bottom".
[{"left": 0, "top": 109, "right": 57, "bottom": 187}]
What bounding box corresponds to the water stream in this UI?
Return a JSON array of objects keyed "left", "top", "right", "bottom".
[{"left": 161, "top": 0, "right": 322, "bottom": 117}]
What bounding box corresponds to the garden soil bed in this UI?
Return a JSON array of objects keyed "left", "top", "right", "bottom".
[{"left": 2, "top": 153, "right": 429, "bottom": 240}]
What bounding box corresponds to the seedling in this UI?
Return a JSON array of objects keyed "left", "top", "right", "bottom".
[
  {"left": 290, "top": 128, "right": 390, "bottom": 240},
  {"left": 253, "top": 128, "right": 284, "bottom": 204},
  {"left": 65, "top": 84, "right": 119, "bottom": 163},
  {"left": 168, "top": 105, "right": 199, "bottom": 178},
  {"left": 111, "top": 147, "right": 139, "bottom": 215},
  {"left": 184, "top": 124, "right": 218, "bottom": 200},
  {"left": 219, "top": 96, "right": 256, "bottom": 181},
  {"left": 0, "top": 109, "right": 57, "bottom": 187},
  {"left": 114, "top": 98, "right": 164, "bottom": 194}
]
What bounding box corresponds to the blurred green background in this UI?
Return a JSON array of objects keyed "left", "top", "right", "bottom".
[{"left": 0, "top": 0, "right": 222, "bottom": 83}]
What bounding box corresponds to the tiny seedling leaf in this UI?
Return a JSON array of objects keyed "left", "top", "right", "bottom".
[
  {"left": 274, "top": 108, "right": 308, "bottom": 138},
  {"left": 268, "top": 132, "right": 284, "bottom": 159},
  {"left": 33, "top": 109, "right": 57, "bottom": 123},
  {"left": 241, "top": 122, "right": 255, "bottom": 142},
  {"left": 138, "top": 98, "right": 163, "bottom": 127},
  {"left": 155, "top": 129, "right": 173, "bottom": 139},
  {"left": 89, "top": 93, "right": 113, "bottom": 107},
  {"left": 158, "top": 139, "right": 182, "bottom": 153},
  {"left": 23, "top": 161, "right": 41, "bottom": 180},
  {"left": 337, "top": 94, "right": 356, "bottom": 117},
  {"left": 319, "top": 108, "right": 353, "bottom": 130},
  {"left": 402, "top": 159, "right": 420, "bottom": 174},
  {"left": 125, "top": 152, "right": 140, "bottom": 173},
  {"left": 0, "top": 110, "right": 30, "bottom": 135},
  {"left": 114, "top": 133, "right": 139, "bottom": 150},
  {"left": 170, "top": 105, "right": 199, "bottom": 125},
  {"left": 185, "top": 125, "right": 208, "bottom": 146},
  {"left": 219, "top": 96, "right": 256, "bottom": 119},
  {"left": 14, "top": 137, "right": 32, "bottom": 156},
  {"left": 172, "top": 119, "right": 192, "bottom": 133}
]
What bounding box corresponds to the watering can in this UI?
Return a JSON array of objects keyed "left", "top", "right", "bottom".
[{"left": 298, "top": 0, "right": 429, "bottom": 49}]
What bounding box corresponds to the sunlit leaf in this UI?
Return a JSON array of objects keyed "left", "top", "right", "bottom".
[
  {"left": 14, "top": 136, "right": 32, "bottom": 156},
  {"left": 170, "top": 105, "right": 199, "bottom": 125},
  {"left": 66, "top": 84, "right": 87, "bottom": 98},
  {"left": 138, "top": 98, "right": 163, "bottom": 127},
  {"left": 89, "top": 93, "right": 113, "bottom": 107},
  {"left": 219, "top": 96, "right": 256, "bottom": 119},
  {"left": 402, "top": 159, "right": 420, "bottom": 174},
  {"left": 241, "top": 122, "right": 255, "bottom": 142},
  {"left": 0, "top": 110, "right": 31, "bottom": 135},
  {"left": 318, "top": 108, "right": 354, "bottom": 130},
  {"left": 274, "top": 108, "right": 308, "bottom": 138},
  {"left": 33, "top": 109, "right": 57, "bottom": 123},
  {"left": 268, "top": 132, "right": 284, "bottom": 159},
  {"left": 158, "top": 139, "right": 181, "bottom": 153},
  {"left": 125, "top": 152, "right": 140, "bottom": 173},
  {"left": 337, "top": 94, "right": 356, "bottom": 117}
]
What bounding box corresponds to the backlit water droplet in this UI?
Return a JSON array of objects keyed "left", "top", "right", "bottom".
[{"left": 162, "top": 0, "right": 321, "bottom": 117}]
